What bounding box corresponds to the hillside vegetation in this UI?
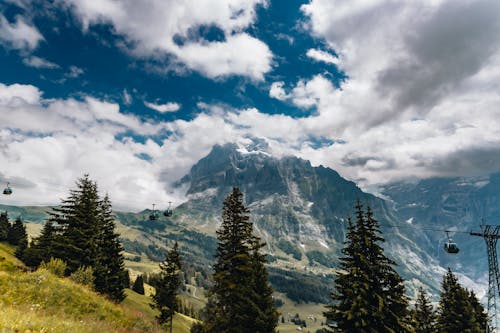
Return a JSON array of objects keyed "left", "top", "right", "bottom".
[{"left": 0, "top": 242, "right": 194, "bottom": 332}]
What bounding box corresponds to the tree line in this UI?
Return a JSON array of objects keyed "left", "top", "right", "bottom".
[
  {"left": 322, "top": 201, "right": 487, "bottom": 333},
  {"left": 1, "top": 176, "right": 489, "bottom": 332}
]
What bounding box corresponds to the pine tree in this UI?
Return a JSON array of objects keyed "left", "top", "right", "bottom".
[
  {"left": 13, "top": 217, "right": 28, "bottom": 260},
  {"left": 325, "top": 201, "right": 411, "bottom": 332},
  {"left": 197, "top": 187, "right": 278, "bottom": 333},
  {"left": 412, "top": 286, "right": 437, "bottom": 333},
  {"left": 36, "top": 175, "right": 126, "bottom": 301},
  {"left": 132, "top": 274, "right": 145, "bottom": 295},
  {"left": 151, "top": 242, "right": 182, "bottom": 332},
  {"left": 93, "top": 194, "right": 127, "bottom": 302},
  {"left": 48, "top": 175, "right": 101, "bottom": 273},
  {"left": 25, "top": 220, "right": 58, "bottom": 267},
  {"left": 0, "top": 211, "right": 10, "bottom": 241},
  {"left": 8, "top": 216, "right": 27, "bottom": 246},
  {"left": 468, "top": 290, "right": 487, "bottom": 332},
  {"left": 437, "top": 267, "right": 482, "bottom": 332}
]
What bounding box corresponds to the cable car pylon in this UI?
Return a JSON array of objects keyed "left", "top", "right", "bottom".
[{"left": 470, "top": 225, "right": 500, "bottom": 333}]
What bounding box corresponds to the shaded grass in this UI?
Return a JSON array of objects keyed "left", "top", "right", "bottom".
[{"left": 0, "top": 242, "right": 153, "bottom": 332}]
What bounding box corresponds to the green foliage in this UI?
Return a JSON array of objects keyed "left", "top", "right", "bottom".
[
  {"left": 277, "top": 239, "right": 302, "bottom": 260},
  {"left": 8, "top": 216, "right": 27, "bottom": 246},
  {"left": 268, "top": 268, "right": 332, "bottom": 304},
  {"left": 70, "top": 266, "right": 95, "bottom": 288},
  {"left": 325, "top": 202, "right": 411, "bottom": 332},
  {"left": 437, "top": 268, "right": 486, "bottom": 332},
  {"left": 198, "top": 187, "right": 278, "bottom": 333},
  {"left": 39, "top": 258, "right": 68, "bottom": 277},
  {"left": 0, "top": 211, "right": 10, "bottom": 240},
  {"left": 132, "top": 274, "right": 145, "bottom": 295},
  {"left": 33, "top": 175, "right": 128, "bottom": 302},
  {"left": 151, "top": 242, "right": 183, "bottom": 330},
  {"left": 412, "top": 286, "right": 437, "bottom": 333}
]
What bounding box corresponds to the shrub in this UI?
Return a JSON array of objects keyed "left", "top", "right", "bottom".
[
  {"left": 39, "top": 258, "right": 67, "bottom": 277},
  {"left": 70, "top": 266, "right": 95, "bottom": 288}
]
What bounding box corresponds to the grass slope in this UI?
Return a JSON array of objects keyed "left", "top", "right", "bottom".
[{"left": 0, "top": 242, "right": 194, "bottom": 333}]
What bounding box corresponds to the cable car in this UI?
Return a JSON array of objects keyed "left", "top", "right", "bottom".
[
  {"left": 444, "top": 231, "right": 459, "bottom": 254},
  {"left": 149, "top": 204, "right": 160, "bottom": 221},
  {"left": 3, "top": 182, "right": 12, "bottom": 195},
  {"left": 163, "top": 201, "right": 173, "bottom": 217}
]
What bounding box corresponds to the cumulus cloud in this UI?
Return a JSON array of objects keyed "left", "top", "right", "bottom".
[
  {"left": 306, "top": 48, "right": 339, "bottom": 66},
  {"left": 262, "top": 0, "right": 500, "bottom": 186},
  {"left": 0, "top": 14, "right": 43, "bottom": 51},
  {"left": 22, "top": 56, "right": 60, "bottom": 69},
  {"left": 144, "top": 101, "right": 181, "bottom": 113},
  {"left": 62, "top": 0, "right": 273, "bottom": 80},
  {"left": 65, "top": 65, "right": 84, "bottom": 78},
  {"left": 269, "top": 81, "right": 289, "bottom": 101}
]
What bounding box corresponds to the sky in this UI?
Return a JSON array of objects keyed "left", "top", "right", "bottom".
[{"left": 1, "top": 0, "right": 500, "bottom": 211}]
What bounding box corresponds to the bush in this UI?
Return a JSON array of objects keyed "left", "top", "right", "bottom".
[
  {"left": 70, "top": 266, "right": 95, "bottom": 288},
  {"left": 39, "top": 258, "right": 67, "bottom": 277}
]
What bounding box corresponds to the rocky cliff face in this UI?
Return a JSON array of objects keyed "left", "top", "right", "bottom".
[{"left": 173, "top": 141, "right": 442, "bottom": 295}]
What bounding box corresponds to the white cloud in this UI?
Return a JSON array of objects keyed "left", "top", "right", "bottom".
[
  {"left": 269, "top": 81, "right": 289, "bottom": 101},
  {"left": 65, "top": 65, "right": 84, "bottom": 78},
  {"left": 122, "top": 89, "right": 132, "bottom": 105},
  {"left": 62, "top": 0, "right": 272, "bottom": 80},
  {"left": 0, "top": 14, "right": 43, "bottom": 51},
  {"left": 144, "top": 101, "right": 181, "bottom": 113},
  {"left": 306, "top": 48, "right": 339, "bottom": 66},
  {"left": 22, "top": 56, "right": 60, "bottom": 69}
]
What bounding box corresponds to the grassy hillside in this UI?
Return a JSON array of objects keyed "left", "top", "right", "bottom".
[{"left": 0, "top": 242, "right": 195, "bottom": 332}]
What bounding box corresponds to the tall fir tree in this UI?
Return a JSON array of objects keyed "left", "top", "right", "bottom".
[
  {"left": 24, "top": 220, "right": 58, "bottom": 267},
  {"left": 48, "top": 175, "right": 101, "bottom": 273},
  {"left": 36, "top": 175, "right": 127, "bottom": 301},
  {"left": 132, "top": 274, "right": 145, "bottom": 295},
  {"left": 151, "top": 242, "right": 182, "bottom": 333},
  {"left": 12, "top": 217, "right": 28, "bottom": 260},
  {"left": 0, "top": 211, "right": 9, "bottom": 241},
  {"left": 468, "top": 290, "right": 487, "bottom": 332},
  {"left": 437, "top": 268, "right": 484, "bottom": 333},
  {"left": 93, "top": 194, "right": 127, "bottom": 302},
  {"left": 325, "top": 201, "right": 411, "bottom": 332},
  {"left": 412, "top": 286, "right": 437, "bottom": 333},
  {"left": 196, "top": 187, "right": 278, "bottom": 333},
  {"left": 8, "top": 216, "right": 27, "bottom": 246}
]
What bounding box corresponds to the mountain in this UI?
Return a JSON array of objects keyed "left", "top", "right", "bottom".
[
  {"left": 5, "top": 140, "right": 492, "bottom": 304},
  {"left": 382, "top": 174, "right": 500, "bottom": 289},
  {"left": 171, "top": 141, "right": 443, "bottom": 298}
]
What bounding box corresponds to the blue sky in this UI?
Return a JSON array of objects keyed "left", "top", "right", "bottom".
[{"left": 1, "top": 0, "right": 500, "bottom": 210}]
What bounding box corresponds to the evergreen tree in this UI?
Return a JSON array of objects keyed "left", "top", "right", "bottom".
[
  {"left": 132, "top": 274, "right": 145, "bottom": 295},
  {"left": 48, "top": 175, "right": 101, "bottom": 273},
  {"left": 24, "top": 221, "right": 58, "bottom": 267},
  {"left": 468, "top": 290, "right": 487, "bottom": 332},
  {"left": 93, "top": 194, "right": 127, "bottom": 302},
  {"left": 13, "top": 217, "right": 28, "bottom": 260},
  {"left": 8, "top": 216, "right": 27, "bottom": 246},
  {"left": 325, "top": 201, "right": 411, "bottom": 332},
  {"left": 0, "top": 211, "right": 10, "bottom": 241},
  {"left": 197, "top": 187, "right": 278, "bottom": 333},
  {"left": 412, "top": 286, "right": 437, "bottom": 333},
  {"left": 151, "top": 242, "right": 182, "bottom": 333},
  {"left": 437, "top": 267, "right": 482, "bottom": 332},
  {"left": 36, "top": 175, "right": 126, "bottom": 301}
]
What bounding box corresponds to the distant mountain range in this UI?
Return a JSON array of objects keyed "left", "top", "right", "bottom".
[{"left": 2, "top": 139, "right": 497, "bottom": 302}]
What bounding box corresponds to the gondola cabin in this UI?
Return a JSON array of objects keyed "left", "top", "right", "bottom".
[
  {"left": 149, "top": 212, "right": 160, "bottom": 221},
  {"left": 3, "top": 183, "right": 12, "bottom": 195},
  {"left": 444, "top": 241, "right": 459, "bottom": 254},
  {"left": 163, "top": 209, "right": 173, "bottom": 217},
  {"left": 149, "top": 204, "right": 159, "bottom": 221}
]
